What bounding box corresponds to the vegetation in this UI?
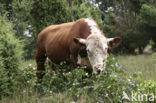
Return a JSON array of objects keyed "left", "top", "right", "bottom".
[
  {"left": 1, "top": 54, "right": 156, "bottom": 102},
  {"left": 118, "top": 54, "right": 156, "bottom": 81},
  {"left": 0, "top": 15, "right": 23, "bottom": 99},
  {"left": 0, "top": 0, "right": 156, "bottom": 102},
  {"left": 94, "top": 0, "right": 156, "bottom": 53},
  {"left": 1, "top": 0, "right": 156, "bottom": 56}
]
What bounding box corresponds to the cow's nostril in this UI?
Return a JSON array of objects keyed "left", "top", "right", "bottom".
[
  {"left": 77, "top": 64, "right": 80, "bottom": 66},
  {"left": 97, "top": 66, "right": 105, "bottom": 71},
  {"left": 94, "top": 65, "right": 98, "bottom": 69},
  {"left": 94, "top": 64, "right": 106, "bottom": 73},
  {"left": 97, "top": 69, "right": 100, "bottom": 74}
]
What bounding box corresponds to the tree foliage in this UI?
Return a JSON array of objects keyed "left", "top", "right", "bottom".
[
  {"left": 138, "top": 4, "right": 156, "bottom": 50},
  {"left": 1, "top": 0, "right": 156, "bottom": 56},
  {"left": 0, "top": 15, "right": 23, "bottom": 98},
  {"left": 30, "top": 0, "right": 70, "bottom": 35},
  {"left": 95, "top": 0, "right": 156, "bottom": 53}
]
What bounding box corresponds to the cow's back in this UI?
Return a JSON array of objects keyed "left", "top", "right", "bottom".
[{"left": 36, "top": 22, "right": 74, "bottom": 63}]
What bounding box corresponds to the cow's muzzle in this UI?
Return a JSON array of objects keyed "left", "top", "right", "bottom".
[{"left": 93, "top": 64, "right": 105, "bottom": 73}]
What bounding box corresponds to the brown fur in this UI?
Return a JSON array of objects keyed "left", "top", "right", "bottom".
[{"left": 35, "top": 18, "right": 92, "bottom": 81}]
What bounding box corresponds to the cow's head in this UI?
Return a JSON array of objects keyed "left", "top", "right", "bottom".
[
  {"left": 73, "top": 18, "right": 122, "bottom": 73},
  {"left": 74, "top": 34, "right": 122, "bottom": 73}
]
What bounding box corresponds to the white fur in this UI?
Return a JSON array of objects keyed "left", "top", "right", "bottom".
[
  {"left": 82, "top": 18, "right": 109, "bottom": 72},
  {"left": 85, "top": 18, "right": 96, "bottom": 26},
  {"left": 85, "top": 18, "right": 101, "bottom": 35},
  {"left": 85, "top": 34, "right": 108, "bottom": 72}
]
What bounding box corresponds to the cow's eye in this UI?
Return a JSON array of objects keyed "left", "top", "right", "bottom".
[
  {"left": 105, "top": 47, "right": 108, "bottom": 51},
  {"left": 87, "top": 49, "right": 90, "bottom": 53}
]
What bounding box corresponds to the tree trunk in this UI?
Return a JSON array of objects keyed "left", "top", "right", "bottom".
[
  {"left": 139, "top": 47, "right": 143, "bottom": 54},
  {"left": 67, "top": 0, "right": 72, "bottom": 7}
]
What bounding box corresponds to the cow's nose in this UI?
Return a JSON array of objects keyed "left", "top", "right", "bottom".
[
  {"left": 96, "top": 69, "right": 101, "bottom": 74},
  {"left": 94, "top": 65, "right": 105, "bottom": 72},
  {"left": 77, "top": 63, "right": 81, "bottom": 66}
]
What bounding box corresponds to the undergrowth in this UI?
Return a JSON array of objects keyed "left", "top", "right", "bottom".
[{"left": 1, "top": 54, "right": 156, "bottom": 103}]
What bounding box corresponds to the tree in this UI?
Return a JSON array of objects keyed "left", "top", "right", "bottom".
[
  {"left": 71, "top": 0, "right": 102, "bottom": 24},
  {"left": 0, "top": 14, "right": 23, "bottom": 98},
  {"left": 0, "top": 0, "right": 34, "bottom": 59},
  {"left": 30, "top": 0, "right": 71, "bottom": 35},
  {"left": 0, "top": 0, "right": 13, "bottom": 19},
  {"left": 138, "top": 4, "right": 156, "bottom": 51},
  {"left": 94, "top": 0, "right": 156, "bottom": 54},
  {"left": 11, "top": 0, "right": 34, "bottom": 59},
  {"left": 12, "top": 0, "right": 33, "bottom": 39}
]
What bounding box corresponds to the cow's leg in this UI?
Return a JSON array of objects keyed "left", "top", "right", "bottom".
[
  {"left": 70, "top": 47, "right": 79, "bottom": 67},
  {"left": 35, "top": 49, "right": 47, "bottom": 83},
  {"left": 70, "top": 54, "right": 78, "bottom": 67}
]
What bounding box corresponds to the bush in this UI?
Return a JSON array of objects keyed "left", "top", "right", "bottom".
[
  {"left": 31, "top": 54, "right": 154, "bottom": 102},
  {"left": 0, "top": 14, "right": 23, "bottom": 99},
  {"left": 32, "top": 54, "right": 135, "bottom": 102},
  {"left": 4, "top": 54, "right": 156, "bottom": 102}
]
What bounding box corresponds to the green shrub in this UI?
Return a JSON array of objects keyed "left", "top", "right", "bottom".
[
  {"left": 32, "top": 54, "right": 129, "bottom": 102},
  {"left": 20, "top": 64, "right": 37, "bottom": 87},
  {"left": 3, "top": 54, "right": 155, "bottom": 102},
  {"left": 30, "top": 54, "right": 154, "bottom": 102},
  {"left": 0, "top": 14, "right": 23, "bottom": 99}
]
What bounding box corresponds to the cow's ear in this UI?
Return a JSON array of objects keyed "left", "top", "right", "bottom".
[
  {"left": 107, "top": 37, "right": 122, "bottom": 51},
  {"left": 73, "top": 38, "right": 86, "bottom": 45}
]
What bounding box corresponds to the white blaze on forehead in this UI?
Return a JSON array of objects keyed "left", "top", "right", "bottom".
[
  {"left": 85, "top": 18, "right": 96, "bottom": 26},
  {"left": 85, "top": 18, "right": 101, "bottom": 35}
]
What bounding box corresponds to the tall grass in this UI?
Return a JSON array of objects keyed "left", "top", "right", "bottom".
[
  {"left": 1, "top": 54, "right": 156, "bottom": 103},
  {"left": 118, "top": 54, "right": 156, "bottom": 81},
  {"left": 1, "top": 89, "right": 95, "bottom": 103}
]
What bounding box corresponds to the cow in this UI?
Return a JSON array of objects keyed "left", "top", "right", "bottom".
[{"left": 35, "top": 18, "right": 122, "bottom": 81}]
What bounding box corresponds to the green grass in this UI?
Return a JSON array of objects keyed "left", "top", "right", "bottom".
[
  {"left": 118, "top": 54, "right": 156, "bottom": 81},
  {"left": 20, "top": 59, "right": 36, "bottom": 70},
  {"left": 1, "top": 54, "right": 155, "bottom": 103},
  {"left": 1, "top": 90, "right": 94, "bottom": 103}
]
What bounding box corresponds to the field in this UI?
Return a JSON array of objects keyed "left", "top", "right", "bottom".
[
  {"left": 118, "top": 54, "right": 156, "bottom": 81},
  {"left": 1, "top": 54, "right": 156, "bottom": 103}
]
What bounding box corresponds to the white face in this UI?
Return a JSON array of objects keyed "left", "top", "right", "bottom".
[
  {"left": 74, "top": 18, "right": 121, "bottom": 73},
  {"left": 76, "top": 35, "right": 121, "bottom": 73},
  {"left": 75, "top": 34, "right": 112, "bottom": 72},
  {"left": 86, "top": 34, "right": 108, "bottom": 72}
]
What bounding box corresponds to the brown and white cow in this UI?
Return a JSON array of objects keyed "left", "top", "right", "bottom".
[{"left": 35, "top": 18, "right": 122, "bottom": 81}]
